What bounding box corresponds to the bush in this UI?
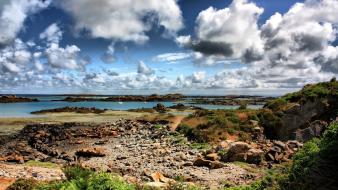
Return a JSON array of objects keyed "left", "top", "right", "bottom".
[
  {"left": 257, "top": 109, "right": 283, "bottom": 138},
  {"left": 176, "top": 123, "right": 207, "bottom": 142},
  {"left": 63, "top": 165, "right": 94, "bottom": 180},
  {"left": 286, "top": 122, "right": 338, "bottom": 189},
  {"left": 7, "top": 179, "right": 39, "bottom": 190},
  {"left": 290, "top": 138, "right": 320, "bottom": 180},
  {"left": 87, "top": 173, "right": 135, "bottom": 190}
]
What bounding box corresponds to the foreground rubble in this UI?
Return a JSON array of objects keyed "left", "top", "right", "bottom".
[{"left": 0, "top": 120, "right": 264, "bottom": 189}]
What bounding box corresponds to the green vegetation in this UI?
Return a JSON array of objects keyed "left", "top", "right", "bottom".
[
  {"left": 176, "top": 123, "right": 208, "bottom": 142},
  {"left": 285, "top": 121, "right": 338, "bottom": 190},
  {"left": 9, "top": 166, "right": 134, "bottom": 190},
  {"left": 265, "top": 79, "right": 338, "bottom": 111},
  {"left": 189, "top": 142, "right": 212, "bottom": 150},
  {"left": 257, "top": 109, "right": 283, "bottom": 139},
  {"left": 177, "top": 109, "right": 260, "bottom": 143},
  {"left": 24, "top": 160, "right": 60, "bottom": 169}
]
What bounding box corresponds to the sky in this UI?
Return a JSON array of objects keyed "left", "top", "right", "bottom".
[{"left": 0, "top": 0, "right": 337, "bottom": 95}]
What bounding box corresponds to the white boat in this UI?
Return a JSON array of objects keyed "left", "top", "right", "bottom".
[{"left": 118, "top": 101, "right": 123, "bottom": 104}]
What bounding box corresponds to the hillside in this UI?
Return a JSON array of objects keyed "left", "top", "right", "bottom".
[{"left": 259, "top": 78, "right": 338, "bottom": 140}]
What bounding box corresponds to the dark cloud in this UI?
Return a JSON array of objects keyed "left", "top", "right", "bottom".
[
  {"left": 295, "top": 34, "right": 324, "bottom": 52},
  {"left": 242, "top": 48, "right": 263, "bottom": 63},
  {"left": 315, "top": 55, "right": 338, "bottom": 73},
  {"left": 191, "top": 41, "right": 233, "bottom": 56},
  {"left": 264, "top": 38, "right": 286, "bottom": 50}
]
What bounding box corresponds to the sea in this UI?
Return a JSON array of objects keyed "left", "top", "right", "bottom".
[{"left": 0, "top": 95, "right": 263, "bottom": 118}]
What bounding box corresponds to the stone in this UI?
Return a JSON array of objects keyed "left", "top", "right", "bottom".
[
  {"left": 205, "top": 153, "right": 219, "bottom": 161},
  {"left": 145, "top": 182, "right": 167, "bottom": 188},
  {"left": 210, "top": 161, "right": 225, "bottom": 169},
  {"left": 294, "top": 120, "right": 328, "bottom": 142},
  {"left": 153, "top": 103, "right": 168, "bottom": 113},
  {"left": 228, "top": 142, "right": 251, "bottom": 154},
  {"left": 193, "top": 158, "right": 211, "bottom": 168},
  {"left": 246, "top": 149, "right": 264, "bottom": 164},
  {"left": 151, "top": 172, "right": 174, "bottom": 183},
  {"left": 75, "top": 147, "right": 106, "bottom": 157},
  {"left": 273, "top": 141, "right": 286, "bottom": 150}
]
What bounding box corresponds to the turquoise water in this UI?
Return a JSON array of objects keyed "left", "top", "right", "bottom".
[{"left": 0, "top": 96, "right": 263, "bottom": 117}]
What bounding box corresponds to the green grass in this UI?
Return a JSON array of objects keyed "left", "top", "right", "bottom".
[
  {"left": 25, "top": 160, "right": 60, "bottom": 169},
  {"left": 10, "top": 166, "right": 135, "bottom": 190},
  {"left": 189, "top": 142, "right": 211, "bottom": 150}
]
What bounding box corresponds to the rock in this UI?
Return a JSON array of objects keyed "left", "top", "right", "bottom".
[
  {"left": 145, "top": 182, "right": 167, "bottom": 188},
  {"left": 210, "top": 161, "right": 225, "bottom": 169},
  {"left": 205, "top": 153, "right": 219, "bottom": 161},
  {"left": 183, "top": 162, "right": 193, "bottom": 166},
  {"left": 246, "top": 149, "right": 264, "bottom": 164},
  {"left": 0, "top": 154, "right": 24, "bottom": 164},
  {"left": 228, "top": 142, "right": 251, "bottom": 153},
  {"left": 294, "top": 120, "right": 328, "bottom": 142},
  {"left": 193, "top": 158, "right": 211, "bottom": 168},
  {"left": 273, "top": 141, "right": 286, "bottom": 150},
  {"left": 168, "top": 103, "right": 187, "bottom": 110},
  {"left": 193, "top": 158, "right": 225, "bottom": 169},
  {"left": 153, "top": 103, "right": 168, "bottom": 113},
  {"left": 270, "top": 146, "right": 282, "bottom": 153},
  {"left": 222, "top": 142, "right": 252, "bottom": 162},
  {"left": 151, "top": 172, "right": 174, "bottom": 183},
  {"left": 250, "top": 120, "right": 259, "bottom": 127},
  {"left": 286, "top": 140, "right": 303, "bottom": 149},
  {"left": 215, "top": 141, "right": 229, "bottom": 152},
  {"left": 75, "top": 147, "right": 106, "bottom": 157}
]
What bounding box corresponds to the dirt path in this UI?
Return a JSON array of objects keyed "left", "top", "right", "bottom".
[{"left": 169, "top": 115, "right": 185, "bottom": 131}]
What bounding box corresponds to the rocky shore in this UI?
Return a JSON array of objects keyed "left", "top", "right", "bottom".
[
  {"left": 31, "top": 107, "right": 108, "bottom": 114},
  {"left": 0, "top": 95, "right": 38, "bottom": 103},
  {"left": 58, "top": 94, "right": 185, "bottom": 102},
  {"left": 0, "top": 120, "right": 266, "bottom": 189}
]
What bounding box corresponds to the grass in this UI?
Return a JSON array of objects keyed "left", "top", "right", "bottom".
[
  {"left": 25, "top": 160, "right": 60, "bottom": 169},
  {"left": 189, "top": 142, "right": 212, "bottom": 150}
]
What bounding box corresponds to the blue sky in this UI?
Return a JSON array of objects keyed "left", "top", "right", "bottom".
[{"left": 0, "top": 0, "right": 337, "bottom": 95}]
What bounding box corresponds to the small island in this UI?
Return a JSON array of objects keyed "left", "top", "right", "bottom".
[
  {"left": 0, "top": 95, "right": 38, "bottom": 103},
  {"left": 31, "top": 107, "right": 108, "bottom": 114}
]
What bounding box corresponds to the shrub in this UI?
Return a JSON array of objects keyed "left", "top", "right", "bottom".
[
  {"left": 290, "top": 138, "right": 320, "bottom": 179},
  {"left": 286, "top": 122, "right": 338, "bottom": 189},
  {"left": 87, "top": 173, "right": 135, "bottom": 190},
  {"left": 176, "top": 123, "right": 207, "bottom": 142},
  {"left": 238, "top": 102, "right": 248, "bottom": 110},
  {"left": 257, "top": 109, "right": 283, "bottom": 138},
  {"left": 63, "top": 165, "right": 94, "bottom": 180},
  {"left": 7, "top": 179, "right": 39, "bottom": 190}
]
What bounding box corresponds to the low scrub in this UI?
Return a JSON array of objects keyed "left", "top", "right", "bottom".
[{"left": 178, "top": 109, "right": 260, "bottom": 143}]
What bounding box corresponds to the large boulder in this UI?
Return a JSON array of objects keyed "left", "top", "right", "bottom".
[
  {"left": 293, "top": 120, "right": 328, "bottom": 142},
  {"left": 221, "top": 142, "right": 264, "bottom": 164}
]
